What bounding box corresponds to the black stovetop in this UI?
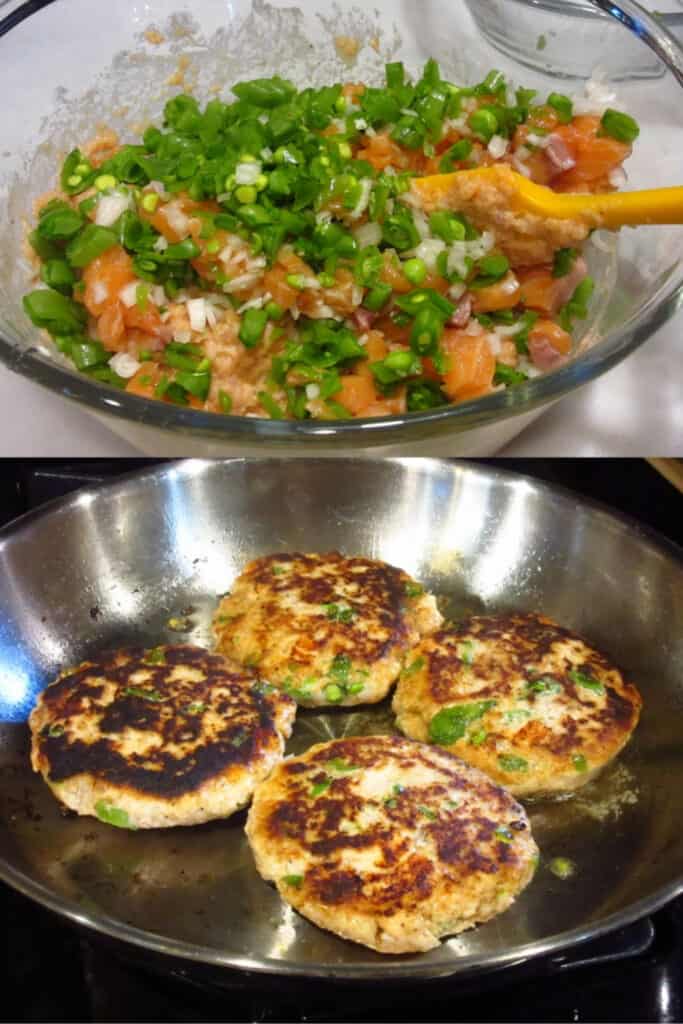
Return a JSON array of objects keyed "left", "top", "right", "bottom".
[{"left": 1, "top": 459, "right": 681, "bottom": 1024}]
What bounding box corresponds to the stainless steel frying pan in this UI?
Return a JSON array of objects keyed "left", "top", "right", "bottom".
[{"left": 0, "top": 459, "right": 681, "bottom": 981}]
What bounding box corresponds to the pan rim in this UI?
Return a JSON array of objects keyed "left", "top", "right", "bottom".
[{"left": 1, "top": 456, "right": 681, "bottom": 979}]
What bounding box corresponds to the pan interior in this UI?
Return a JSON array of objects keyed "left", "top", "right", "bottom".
[{"left": 0, "top": 459, "right": 681, "bottom": 977}]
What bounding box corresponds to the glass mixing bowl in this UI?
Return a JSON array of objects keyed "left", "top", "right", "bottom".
[{"left": 1, "top": 0, "right": 682, "bottom": 455}]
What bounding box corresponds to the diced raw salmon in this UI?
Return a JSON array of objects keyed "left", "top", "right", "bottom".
[
  {"left": 441, "top": 329, "right": 496, "bottom": 402},
  {"left": 83, "top": 247, "right": 136, "bottom": 317},
  {"left": 97, "top": 301, "right": 126, "bottom": 349},
  {"left": 471, "top": 272, "right": 521, "bottom": 313}
]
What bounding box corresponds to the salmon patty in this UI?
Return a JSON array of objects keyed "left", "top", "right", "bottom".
[
  {"left": 29, "top": 645, "right": 296, "bottom": 829},
  {"left": 246, "top": 735, "right": 538, "bottom": 954},
  {"left": 212, "top": 553, "right": 442, "bottom": 708},
  {"left": 392, "top": 613, "right": 642, "bottom": 798}
]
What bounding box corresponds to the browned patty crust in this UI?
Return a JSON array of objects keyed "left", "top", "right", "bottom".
[
  {"left": 29, "top": 645, "right": 296, "bottom": 827},
  {"left": 212, "top": 552, "right": 442, "bottom": 707},
  {"left": 393, "top": 612, "right": 643, "bottom": 797},
  {"left": 246, "top": 735, "right": 538, "bottom": 953}
]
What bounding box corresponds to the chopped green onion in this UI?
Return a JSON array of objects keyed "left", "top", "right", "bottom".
[
  {"left": 549, "top": 857, "right": 575, "bottom": 880},
  {"left": 402, "top": 656, "right": 426, "bottom": 677},
  {"left": 547, "top": 93, "right": 574, "bottom": 124},
  {"left": 403, "top": 258, "right": 428, "bottom": 286},
  {"left": 95, "top": 174, "right": 118, "bottom": 192},
  {"left": 282, "top": 874, "right": 304, "bottom": 889},
  {"left": 124, "top": 686, "right": 164, "bottom": 702},
  {"left": 494, "top": 827, "right": 514, "bottom": 843},
  {"left": 65, "top": 225, "right": 118, "bottom": 268},
  {"left": 498, "top": 754, "right": 529, "bottom": 773},
  {"left": 568, "top": 670, "right": 605, "bottom": 695},
  {"left": 23, "top": 290, "right": 87, "bottom": 336},
  {"left": 40, "top": 260, "right": 76, "bottom": 296},
  {"left": 469, "top": 107, "right": 498, "bottom": 142},
  {"left": 364, "top": 282, "right": 393, "bottom": 312},
  {"left": 559, "top": 277, "right": 594, "bottom": 332},
  {"left": 94, "top": 801, "right": 137, "bottom": 830},
  {"left": 600, "top": 109, "right": 640, "bottom": 144},
  {"left": 219, "top": 390, "right": 233, "bottom": 414},
  {"left": 572, "top": 754, "right": 589, "bottom": 772},
  {"left": 239, "top": 308, "right": 269, "bottom": 348},
  {"left": 258, "top": 391, "right": 286, "bottom": 419},
  {"left": 439, "top": 139, "right": 473, "bottom": 172},
  {"left": 136, "top": 283, "right": 150, "bottom": 311},
  {"left": 326, "top": 758, "right": 360, "bottom": 773},
  {"left": 553, "top": 247, "right": 579, "bottom": 278},
  {"left": 324, "top": 683, "right": 344, "bottom": 703},
  {"left": 429, "top": 701, "right": 496, "bottom": 746}
]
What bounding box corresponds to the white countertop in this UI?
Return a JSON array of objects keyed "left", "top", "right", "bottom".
[{"left": 1, "top": 311, "right": 680, "bottom": 457}]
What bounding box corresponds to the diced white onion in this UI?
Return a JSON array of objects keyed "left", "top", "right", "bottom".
[
  {"left": 413, "top": 239, "right": 446, "bottom": 271},
  {"left": 187, "top": 298, "right": 207, "bottom": 332},
  {"left": 163, "top": 202, "right": 192, "bottom": 237},
  {"left": 306, "top": 383, "right": 321, "bottom": 400},
  {"left": 205, "top": 302, "right": 218, "bottom": 328},
  {"left": 148, "top": 180, "right": 166, "bottom": 195},
  {"left": 449, "top": 282, "right": 467, "bottom": 301},
  {"left": 350, "top": 178, "right": 373, "bottom": 221},
  {"left": 412, "top": 207, "right": 431, "bottom": 241},
  {"left": 487, "top": 333, "right": 503, "bottom": 356},
  {"left": 92, "top": 282, "right": 109, "bottom": 304},
  {"left": 513, "top": 158, "right": 531, "bottom": 178},
  {"left": 119, "top": 282, "right": 140, "bottom": 308},
  {"left": 464, "top": 319, "right": 484, "bottom": 336},
  {"left": 488, "top": 134, "right": 509, "bottom": 159},
  {"left": 447, "top": 231, "right": 495, "bottom": 278},
  {"left": 573, "top": 69, "right": 617, "bottom": 117},
  {"left": 153, "top": 235, "right": 169, "bottom": 252},
  {"left": 351, "top": 285, "right": 364, "bottom": 306},
  {"left": 223, "top": 272, "right": 262, "bottom": 293},
  {"left": 526, "top": 133, "right": 550, "bottom": 150},
  {"left": 95, "top": 191, "right": 132, "bottom": 227},
  {"left": 353, "top": 222, "right": 382, "bottom": 248},
  {"left": 354, "top": 118, "right": 368, "bottom": 131},
  {"left": 235, "top": 161, "right": 262, "bottom": 186},
  {"left": 609, "top": 167, "right": 628, "bottom": 189},
  {"left": 516, "top": 146, "right": 531, "bottom": 162},
  {"left": 496, "top": 321, "right": 528, "bottom": 338},
  {"left": 151, "top": 285, "right": 166, "bottom": 306},
  {"left": 109, "top": 352, "right": 141, "bottom": 379},
  {"left": 238, "top": 294, "right": 270, "bottom": 313},
  {"left": 174, "top": 329, "right": 192, "bottom": 344},
  {"left": 313, "top": 303, "right": 340, "bottom": 319}
]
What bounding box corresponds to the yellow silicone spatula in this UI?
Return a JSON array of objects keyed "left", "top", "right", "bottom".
[{"left": 411, "top": 164, "right": 683, "bottom": 230}]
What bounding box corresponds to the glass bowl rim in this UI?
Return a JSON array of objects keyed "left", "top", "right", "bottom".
[{"left": 1, "top": 0, "right": 682, "bottom": 443}]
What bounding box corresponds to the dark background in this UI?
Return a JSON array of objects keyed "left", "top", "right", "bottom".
[
  {"left": 0, "top": 458, "right": 680, "bottom": 1023},
  {"left": 0, "top": 459, "right": 681, "bottom": 544}
]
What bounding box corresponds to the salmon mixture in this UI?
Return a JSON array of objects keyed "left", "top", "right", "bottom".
[{"left": 23, "top": 62, "right": 639, "bottom": 420}]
